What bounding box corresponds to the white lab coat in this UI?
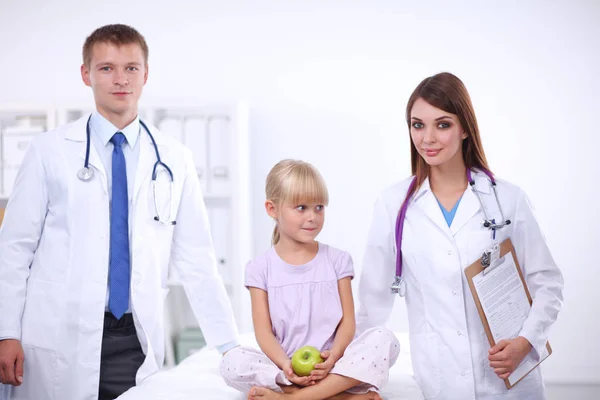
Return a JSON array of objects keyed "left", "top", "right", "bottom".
[
  {"left": 0, "top": 115, "right": 239, "bottom": 400},
  {"left": 356, "top": 170, "right": 563, "bottom": 400}
]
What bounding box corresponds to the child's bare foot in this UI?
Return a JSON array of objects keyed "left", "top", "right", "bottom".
[
  {"left": 280, "top": 384, "right": 302, "bottom": 394},
  {"left": 330, "top": 392, "right": 383, "bottom": 400},
  {"left": 361, "top": 393, "right": 382, "bottom": 400},
  {"left": 248, "top": 386, "right": 286, "bottom": 400},
  {"left": 248, "top": 386, "right": 382, "bottom": 400}
]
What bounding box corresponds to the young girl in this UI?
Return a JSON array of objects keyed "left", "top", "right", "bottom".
[
  {"left": 220, "top": 159, "right": 400, "bottom": 400},
  {"left": 356, "top": 72, "right": 563, "bottom": 400}
]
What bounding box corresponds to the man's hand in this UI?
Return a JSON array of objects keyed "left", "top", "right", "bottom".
[
  {"left": 488, "top": 336, "right": 532, "bottom": 380},
  {"left": 0, "top": 339, "right": 24, "bottom": 386}
]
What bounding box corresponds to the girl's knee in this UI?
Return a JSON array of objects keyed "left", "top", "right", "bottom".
[
  {"left": 364, "top": 327, "right": 400, "bottom": 345},
  {"left": 220, "top": 347, "right": 244, "bottom": 379}
]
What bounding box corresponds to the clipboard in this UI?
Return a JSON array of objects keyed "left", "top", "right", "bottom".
[{"left": 464, "top": 237, "right": 552, "bottom": 389}]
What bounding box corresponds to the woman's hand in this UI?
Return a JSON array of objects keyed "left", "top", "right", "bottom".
[{"left": 488, "top": 336, "right": 532, "bottom": 380}]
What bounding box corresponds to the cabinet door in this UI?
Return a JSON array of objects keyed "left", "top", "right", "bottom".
[
  {"left": 183, "top": 118, "right": 208, "bottom": 194},
  {"left": 207, "top": 117, "right": 230, "bottom": 196},
  {"left": 2, "top": 133, "right": 37, "bottom": 167},
  {"left": 207, "top": 205, "right": 231, "bottom": 292}
]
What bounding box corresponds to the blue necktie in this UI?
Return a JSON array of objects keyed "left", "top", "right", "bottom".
[{"left": 109, "top": 132, "right": 130, "bottom": 320}]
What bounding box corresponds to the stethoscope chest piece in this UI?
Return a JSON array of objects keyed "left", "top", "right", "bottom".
[
  {"left": 390, "top": 276, "right": 407, "bottom": 297},
  {"left": 77, "top": 167, "right": 94, "bottom": 182}
]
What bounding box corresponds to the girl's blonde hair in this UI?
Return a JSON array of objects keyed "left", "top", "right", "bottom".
[{"left": 266, "top": 159, "right": 329, "bottom": 245}]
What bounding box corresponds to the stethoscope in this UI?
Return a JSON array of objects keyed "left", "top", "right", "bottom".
[
  {"left": 390, "top": 169, "right": 511, "bottom": 297},
  {"left": 77, "top": 115, "right": 177, "bottom": 225}
]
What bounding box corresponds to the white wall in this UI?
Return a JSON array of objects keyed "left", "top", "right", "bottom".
[{"left": 1, "top": 0, "right": 598, "bottom": 384}]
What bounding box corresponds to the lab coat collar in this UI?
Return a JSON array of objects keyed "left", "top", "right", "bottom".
[
  {"left": 412, "top": 169, "right": 491, "bottom": 202},
  {"left": 64, "top": 115, "right": 89, "bottom": 142},
  {"left": 410, "top": 169, "right": 492, "bottom": 237},
  {"left": 65, "top": 115, "right": 107, "bottom": 183}
]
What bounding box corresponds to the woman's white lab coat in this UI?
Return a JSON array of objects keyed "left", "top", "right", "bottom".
[
  {"left": 356, "top": 170, "right": 563, "bottom": 400},
  {"left": 0, "top": 115, "right": 239, "bottom": 400}
]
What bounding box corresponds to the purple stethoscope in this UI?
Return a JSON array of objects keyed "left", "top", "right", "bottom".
[{"left": 390, "top": 169, "right": 511, "bottom": 297}]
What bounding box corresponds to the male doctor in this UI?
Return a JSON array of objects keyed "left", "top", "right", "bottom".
[{"left": 0, "top": 24, "right": 239, "bottom": 400}]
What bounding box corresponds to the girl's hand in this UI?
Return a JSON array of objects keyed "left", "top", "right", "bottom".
[
  {"left": 282, "top": 360, "right": 316, "bottom": 387},
  {"left": 310, "top": 350, "right": 336, "bottom": 381}
]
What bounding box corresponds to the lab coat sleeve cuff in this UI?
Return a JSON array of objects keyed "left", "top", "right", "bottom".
[
  {"left": 518, "top": 328, "right": 546, "bottom": 361},
  {"left": 216, "top": 340, "right": 240, "bottom": 355},
  {"left": 0, "top": 332, "right": 21, "bottom": 341}
]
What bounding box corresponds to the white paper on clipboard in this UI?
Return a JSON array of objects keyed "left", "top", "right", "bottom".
[{"left": 472, "top": 252, "right": 550, "bottom": 386}]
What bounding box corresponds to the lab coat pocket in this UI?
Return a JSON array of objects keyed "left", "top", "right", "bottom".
[
  {"left": 20, "top": 280, "right": 60, "bottom": 350},
  {"left": 483, "top": 359, "right": 544, "bottom": 395},
  {"left": 17, "top": 345, "right": 58, "bottom": 398},
  {"left": 411, "top": 333, "right": 441, "bottom": 399}
]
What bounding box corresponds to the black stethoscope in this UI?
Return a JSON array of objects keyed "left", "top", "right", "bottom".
[
  {"left": 77, "top": 115, "right": 177, "bottom": 225},
  {"left": 390, "top": 169, "right": 511, "bottom": 297}
]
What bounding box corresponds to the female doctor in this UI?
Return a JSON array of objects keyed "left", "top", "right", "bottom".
[{"left": 356, "top": 72, "right": 563, "bottom": 400}]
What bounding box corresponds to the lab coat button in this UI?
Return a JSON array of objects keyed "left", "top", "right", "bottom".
[
  {"left": 448, "top": 250, "right": 452, "bottom": 255},
  {"left": 457, "top": 330, "right": 462, "bottom": 336},
  {"left": 461, "top": 371, "right": 466, "bottom": 376}
]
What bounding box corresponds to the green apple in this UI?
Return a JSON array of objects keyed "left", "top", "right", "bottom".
[{"left": 291, "top": 346, "right": 324, "bottom": 377}]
